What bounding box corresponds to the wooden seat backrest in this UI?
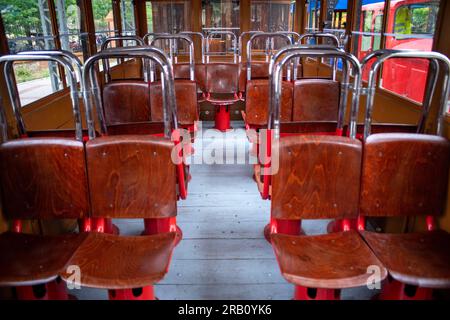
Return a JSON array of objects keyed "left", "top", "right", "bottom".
[
  {"left": 150, "top": 80, "right": 198, "bottom": 125},
  {"left": 85, "top": 135, "right": 177, "bottom": 219},
  {"left": 292, "top": 79, "right": 340, "bottom": 122},
  {"left": 360, "top": 133, "right": 450, "bottom": 217},
  {"left": 271, "top": 135, "right": 362, "bottom": 220},
  {"left": 205, "top": 63, "right": 239, "bottom": 94},
  {"left": 102, "top": 80, "right": 151, "bottom": 125},
  {"left": 0, "top": 138, "right": 89, "bottom": 220},
  {"left": 245, "top": 79, "right": 293, "bottom": 126}
]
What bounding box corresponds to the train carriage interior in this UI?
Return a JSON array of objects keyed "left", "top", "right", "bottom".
[{"left": 0, "top": 0, "right": 449, "bottom": 303}]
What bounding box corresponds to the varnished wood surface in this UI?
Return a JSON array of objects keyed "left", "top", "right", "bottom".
[
  {"left": 102, "top": 80, "right": 151, "bottom": 125},
  {"left": 0, "top": 138, "right": 89, "bottom": 220},
  {"left": 205, "top": 63, "right": 239, "bottom": 94},
  {"left": 245, "top": 80, "right": 293, "bottom": 126},
  {"left": 0, "top": 232, "right": 88, "bottom": 286},
  {"left": 86, "top": 135, "right": 177, "bottom": 219},
  {"left": 361, "top": 230, "right": 450, "bottom": 288},
  {"left": 360, "top": 133, "right": 450, "bottom": 217},
  {"left": 271, "top": 135, "right": 362, "bottom": 220},
  {"left": 271, "top": 231, "right": 387, "bottom": 289},
  {"left": 60, "top": 232, "right": 176, "bottom": 289},
  {"left": 106, "top": 122, "right": 165, "bottom": 135},
  {"left": 292, "top": 79, "right": 340, "bottom": 122},
  {"left": 150, "top": 80, "right": 198, "bottom": 125},
  {"left": 280, "top": 121, "right": 339, "bottom": 134}
]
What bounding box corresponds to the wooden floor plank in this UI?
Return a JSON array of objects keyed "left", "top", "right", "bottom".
[{"left": 161, "top": 259, "right": 286, "bottom": 285}]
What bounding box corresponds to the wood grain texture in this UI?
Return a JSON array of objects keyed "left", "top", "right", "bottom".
[
  {"left": 60, "top": 232, "right": 176, "bottom": 289},
  {"left": 280, "top": 121, "right": 339, "bottom": 134},
  {"left": 102, "top": 80, "right": 151, "bottom": 125},
  {"left": 150, "top": 80, "right": 198, "bottom": 125},
  {"left": 292, "top": 79, "right": 340, "bottom": 122},
  {"left": 347, "top": 123, "right": 418, "bottom": 136},
  {"left": 26, "top": 129, "right": 99, "bottom": 139},
  {"left": 173, "top": 63, "right": 191, "bottom": 80},
  {"left": 86, "top": 135, "right": 177, "bottom": 219},
  {"left": 205, "top": 63, "right": 239, "bottom": 93},
  {"left": 271, "top": 231, "right": 387, "bottom": 288},
  {"left": 195, "top": 63, "right": 207, "bottom": 92},
  {"left": 107, "top": 122, "right": 165, "bottom": 136},
  {"left": 360, "top": 133, "right": 450, "bottom": 217},
  {"left": 360, "top": 230, "right": 450, "bottom": 288},
  {"left": 0, "top": 232, "right": 88, "bottom": 286},
  {"left": 245, "top": 79, "right": 293, "bottom": 126},
  {"left": 0, "top": 138, "right": 89, "bottom": 220},
  {"left": 271, "top": 135, "right": 362, "bottom": 220}
]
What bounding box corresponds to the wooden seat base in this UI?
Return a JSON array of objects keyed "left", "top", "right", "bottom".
[
  {"left": 0, "top": 232, "right": 88, "bottom": 286},
  {"left": 60, "top": 232, "right": 177, "bottom": 289},
  {"left": 271, "top": 230, "right": 387, "bottom": 289},
  {"left": 360, "top": 230, "right": 450, "bottom": 288}
]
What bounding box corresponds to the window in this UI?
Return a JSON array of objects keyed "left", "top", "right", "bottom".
[
  {"left": 202, "top": 0, "right": 240, "bottom": 56},
  {"left": 324, "top": 0, "right": 348, "bottom": 40},
  {"left": 121, "top": 0, "right": 136, "bottom": 36},
  {"left": 305, "top": 0, "right": 321, "bottom": 33},
  {"left": 146, "top": 1, "right": 190, "bottom": 34},
  {"left": 352, "top": 0, "right": 385, "bottom": 73},
  {"left": 351, "top": 0, "right": 441, "bottom": 103},
  {"left": 250, "top": 1, "right": 295, "bottom": 32},
  {"left": 382, "top": 0, "right": 440, "bottom": 103},
  {"left": 0, "top": 0, "right": 62, "bottom": 105},
  {"left": 55, "top": 0, "right": 90, "bottom": 63},
  {"left": 93, "top": 0, "right": 116, "bottom": 51},
  {"left": 250, "top": 1, "right": 295, "bottom": 50}
]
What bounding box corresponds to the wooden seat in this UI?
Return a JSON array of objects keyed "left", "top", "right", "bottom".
[
  {"left": 205, "top": 63, "right": 240, "bottom": 97},
  {"left": 359, "top": 133, "right": 450, "bottom": 297},
  {"left": 245, "top": 79, "right": 293, "bottom": 126},
  {"left": 0, "top": 138, "right": 89, "bottom": 220},
  {"left": 85, "top": 135, "right": 177, "bottom": 219},
  {"left": 60, "top": 232, "right": 176, "bottom": 289},
  {"left": 268, "top": 135, "right": 388, "bottom": 298},
  {"left": 292, "top": 79, "right": 340, "bottom": 122},
  {"left": 0, "top": 232, "right": 88, "bottom": 286},
  {"left": 102, "top": 80, "right": 151, "bottom": 125},
  {"left": 272, "top": 231, "right": 387, "bottom": 289},
  {"left": 150, "top": 80, "right": 198, "bottom": 126},
  {"left": 360, "top": 230, "right": 450, "bottom": 288},
  {"left": 0, "top": 137, "right": 90, "bottom": 298}
]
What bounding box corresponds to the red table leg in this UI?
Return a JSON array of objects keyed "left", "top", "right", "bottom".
[{"left": 214, "top": 105, "right": 231, "bottom": 131}]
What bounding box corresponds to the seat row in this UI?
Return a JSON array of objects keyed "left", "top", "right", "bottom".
[
  {"left": 262, "top": 47, "right": 450, "bottom": 300},
  {"left": 100, "top": 32, "right": 338, "bottom": 132},
  {"left": 0, "top": 49, "right": 184, "bottom": 300}
]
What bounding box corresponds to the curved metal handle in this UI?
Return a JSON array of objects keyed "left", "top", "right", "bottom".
[
  {"left": 143, "top": 32, "right": 170, "bottom": 44},
  {"left": 269, "top": 47, "right": 362, "bottom": 139},
  {"left": 238, "top": 31, "right": 263, "bottom": 63},
  {"left": 205, "top": 31, "right": 238, "bottom": 63},
  {"left": 150, "top": 34, "right": 195, "bottom": 81},
  {"left": 363, "top": 50, "right": 450, "bottom": 139},
  {"left": 298, "top": 33, "right": 340, "bottom": 80},
  {"left": 83, "top": 46, "right": 177, "bottom": 139},
  {"left": 0, "top": 53, "right": 82, "bottom": 141},
  {"left": 180, "top": 31, "right": 206, "bottom": 63},
  {"left": 246, "top": 32, "right": 293, "bottom": 81},
  {"left": 0, "top": 95, "right": 8, "bottom": 143},
  {"left": 299, "top": 33, "right": 340, "bottom": 46},
  {"left": 100, "top": 36, "right": 146, "bottom": 82}
]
